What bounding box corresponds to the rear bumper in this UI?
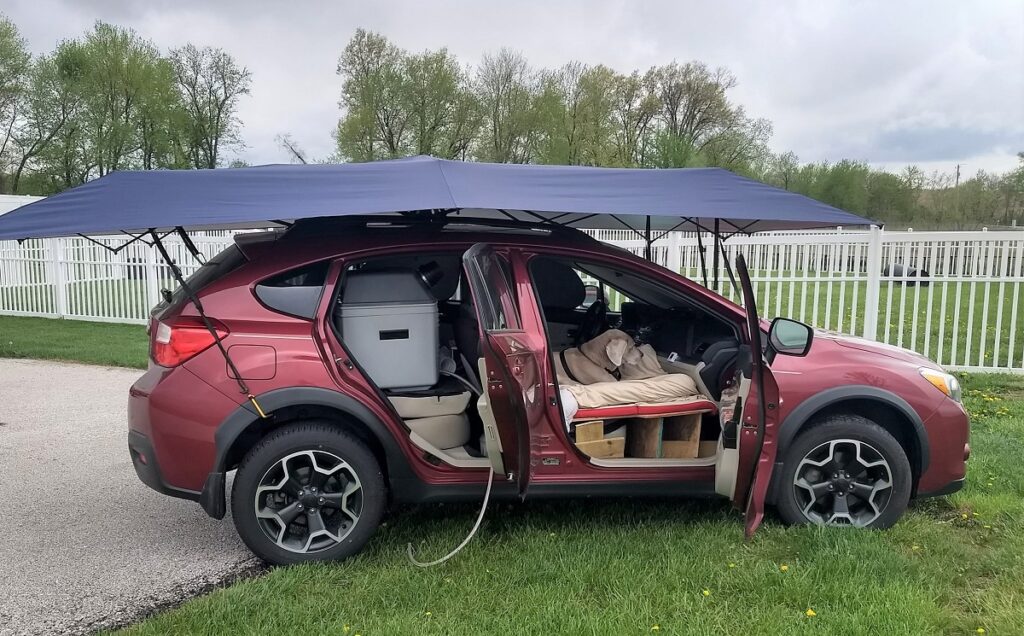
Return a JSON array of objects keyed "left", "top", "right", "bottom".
[{"left": 128, "top": 430, "right": 201, "bottom": 501}]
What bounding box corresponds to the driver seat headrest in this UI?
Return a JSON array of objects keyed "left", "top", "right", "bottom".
[{"left": 532, "top": 258, "right": 585, "bottom": 309}]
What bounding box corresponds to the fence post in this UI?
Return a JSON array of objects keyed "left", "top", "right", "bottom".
[
  {"left": 144, "top": 243, "right": 161, "bottom": 311},
  {"left": 47, "top": 238, "right": 67, "bottom": 318},
  {"left": 666, "top": 232, "right": 682, "bottom": 274},
  {"left": 862, "top": 225, "right": 883, "bottom": 341}
]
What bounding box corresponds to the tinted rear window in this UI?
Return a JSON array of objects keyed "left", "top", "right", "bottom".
[
  {"left": 255, "top": 261, "right": 330, "bottom": 319},
  {"left": 154, "top": 244, "right": 247, "bottom": 316}
]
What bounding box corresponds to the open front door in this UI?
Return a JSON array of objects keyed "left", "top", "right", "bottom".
[
  {"left": 731, "top": 253, "right": 782, "bottom": 538},
  {"left": 462, "top": 244, "right": 542, "bottom": 497}
]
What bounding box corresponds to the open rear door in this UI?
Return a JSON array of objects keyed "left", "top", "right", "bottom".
[
  {"left": 462, "top": 243, "right": 543, "bottom": 497},
  {"left": 731, "top": 253, "right": 782, "bottom": 538}
]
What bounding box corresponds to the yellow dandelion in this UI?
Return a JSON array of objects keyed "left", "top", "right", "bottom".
[
  {"left": 780, "top": 564, "right": 789, "bottom": 572},
  {"left": 425, "top": 611, "right": 432, "bottom": 617},
  {"left": 806, "top": 608, "right": 817, "bottom": 617},
  {"left": 651, "top": 625, "right": 661, "bottom": 632},
  {"left": 728, "top": 562, "right": 737, "bottom": 569},
  {"left": 343, "top": 626, "right": 350, "bottom": 634},
  {"left": 702, "top": 589, "right": 711, "bottom": 597},
  {"left": 977, "top": 628, "right": 986, "bottom": 634}
]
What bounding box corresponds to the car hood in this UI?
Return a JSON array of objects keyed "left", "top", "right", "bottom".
[{"left": 813, "top": 329, "right": 943, "bottom": 370}]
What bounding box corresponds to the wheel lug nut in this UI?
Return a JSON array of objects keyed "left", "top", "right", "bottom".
[
  {"left": 319, "top": 497, "right": 325, "bottom": 504},
  {"left": 828, "top": 484, "right": 834, "bottom": 491}
]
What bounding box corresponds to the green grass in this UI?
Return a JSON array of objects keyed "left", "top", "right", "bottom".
[
  {"left": 0, "top": 315, "right": 148, "bottom": 368},
  {"left": 113, "top": 374, "right": 1023, "bottom": 635}
]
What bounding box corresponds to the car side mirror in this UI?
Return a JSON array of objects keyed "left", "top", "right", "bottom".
[
  {"left": 768, "top": 317, "right": 813, "bottom": 357},
  {"left": 581, "top": 283, "right": 601, "bottom": 308}
]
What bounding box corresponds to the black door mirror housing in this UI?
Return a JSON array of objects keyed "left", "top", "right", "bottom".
[{"left": 768, "top": 317, "right": 813, "bottom": 357}]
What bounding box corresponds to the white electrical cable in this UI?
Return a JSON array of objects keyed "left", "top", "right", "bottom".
[{"left": 407, "top": 467, "right": 495, "bottom": 567}]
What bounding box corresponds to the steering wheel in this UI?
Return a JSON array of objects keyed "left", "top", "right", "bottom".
[{"left": 575, "top": 300, "right": 608, "bottom": 347}]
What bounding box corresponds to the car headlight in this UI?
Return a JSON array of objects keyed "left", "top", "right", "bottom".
[{"left": 920, "top": 368, "right": 962, "bottom": 402}]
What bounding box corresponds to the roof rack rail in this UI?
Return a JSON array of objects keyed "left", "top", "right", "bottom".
[{"left": 285, "top": 212, "right": 598, "bottom": 240}]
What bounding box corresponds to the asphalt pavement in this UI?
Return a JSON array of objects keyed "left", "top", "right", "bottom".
[{"left": 0, "top": 359, "right": 260, "bottom": 636}]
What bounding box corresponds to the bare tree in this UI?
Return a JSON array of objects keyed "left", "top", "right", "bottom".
[
  {"left": 474, "top": 49, "right": 538, "bottom": 163},
  {"left": 171, "top": 44, "right": 251, "bottom": 168}
]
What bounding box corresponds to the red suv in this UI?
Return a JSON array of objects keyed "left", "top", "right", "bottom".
[{"left": 128, "top": 217, "right": 969, "bottom": 565}]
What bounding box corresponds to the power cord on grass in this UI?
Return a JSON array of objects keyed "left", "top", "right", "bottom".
[{"left": 406, "top": 467, "right": 495, "bottom": 567}]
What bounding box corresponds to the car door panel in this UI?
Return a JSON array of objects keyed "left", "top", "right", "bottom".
[
  {"left": 731, "top": 253, "right": 782, "bottom": 537},
  {"left": 463, "top": 243, "right": 542, "bottom": 497}
]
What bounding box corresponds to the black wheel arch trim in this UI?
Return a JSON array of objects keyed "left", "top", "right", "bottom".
[
  {"left": 199, "top": 386, "right": 413, "bottom": 519},
  {"left": 775, "top": 385, "right": 930, "bottom": 475}
]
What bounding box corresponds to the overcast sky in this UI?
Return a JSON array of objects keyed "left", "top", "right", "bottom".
[{"left": 5, "top": 0, "right": 1023, "bottom": 176}]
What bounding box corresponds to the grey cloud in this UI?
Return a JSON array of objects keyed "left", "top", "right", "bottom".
[{"left": 3, "top": 0, "right": 1022, "bottom": 172}]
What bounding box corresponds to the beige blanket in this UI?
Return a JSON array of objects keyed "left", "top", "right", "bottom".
[{"left": 565, "top": 372, "right": 700, "bottom": 409}]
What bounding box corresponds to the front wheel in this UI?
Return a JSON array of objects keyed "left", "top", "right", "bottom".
[
  {"left": 231, "top": 421, "right": 386, "bottom": 565},
  {"left": 775, "top": 416, "right": 912, "bottom": 529}
]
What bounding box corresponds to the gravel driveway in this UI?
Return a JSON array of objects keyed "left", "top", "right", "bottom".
[{"left": 0, "top": 359, "right": 260, "bottom": 636}]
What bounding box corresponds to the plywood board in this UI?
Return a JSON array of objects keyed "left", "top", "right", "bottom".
[
  {"left": 575, "top": 420, "right": 605, "bottom": 443},
  {"left": 576, "top": 437, "right": 625, "bottom": 459},
  {"left": 662, "top": 414, "right": 701, "bottom": 458},
  {"left": 626, "top": 418, "right": 663, "bottom": 458}
]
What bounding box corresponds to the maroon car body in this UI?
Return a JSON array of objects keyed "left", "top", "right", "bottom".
[{"left": 127, "top": 219, "right": 969, "bottom": 563}]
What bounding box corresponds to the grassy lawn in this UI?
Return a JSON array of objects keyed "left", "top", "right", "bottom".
[
  {"left": 114, "top": 374, "right": 1022, "bottom": 636},
  {"left": 0, "top": 316, "right": 1020, "bottom": 634},
  {"left": 0, "top": 315, "right": 148, "bottom": 368}
]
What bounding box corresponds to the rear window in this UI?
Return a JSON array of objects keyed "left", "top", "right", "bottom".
[
  {"left": 255, "top": 261, "right": 330, "bottom": 319},
  {"left": 154, "top": 244, "right": 247, "bottom": 316}
]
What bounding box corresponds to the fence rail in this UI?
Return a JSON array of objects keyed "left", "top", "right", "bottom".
[{"left": 2, "top": 227, "right": 1023, "bottom": 373}]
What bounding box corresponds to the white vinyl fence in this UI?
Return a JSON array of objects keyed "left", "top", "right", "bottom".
[{"left": 2, "top": 227, "right": 1023, "bottom": 373}]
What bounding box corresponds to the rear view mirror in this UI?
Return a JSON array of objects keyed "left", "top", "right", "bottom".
[{"left": 768, "top": 317, "right": 813, "bottom": 357}]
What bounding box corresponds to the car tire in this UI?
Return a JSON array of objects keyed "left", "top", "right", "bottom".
[
  {"left": 231, "top": 420, "right": 386, "bottom": 565},
  {"left": 775, "top": 415, "right": 912, "bottom": 529}
]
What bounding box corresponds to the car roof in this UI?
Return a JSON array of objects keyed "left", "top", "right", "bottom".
[{"left": 235, "top": 216, "right": 621, "bottom": 266}]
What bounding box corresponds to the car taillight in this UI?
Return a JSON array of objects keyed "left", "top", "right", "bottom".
[{"left": 151, "top": 317, "right": 228, "bottom": 367}]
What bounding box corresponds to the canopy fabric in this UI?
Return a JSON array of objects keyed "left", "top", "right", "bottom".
[{"left": 0, "top": 155, "right": 873, "bottom": 241}]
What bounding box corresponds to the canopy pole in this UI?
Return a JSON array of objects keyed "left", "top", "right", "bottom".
[
  {"left": 719, "top": 236, "right": 740, "bottom": 297},
  {"left": 643, "top": 215, "right": 653, "bottom": 261},
  {"left": 150, "top": 231, "right": 268, "bottom": 419},
  {"left": 712, "top": 219, "right": 721, "bottom": 291},
  {"left": 695, "top": 228, "right": 709, "bottom": 288}
]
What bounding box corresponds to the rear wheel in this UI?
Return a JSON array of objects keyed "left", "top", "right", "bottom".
[
  {"left": 231, "top": 421, "right": 386, "bottom": 565},
  {"left": 776, "top": 416, "right": 912, "bottom": 529}
]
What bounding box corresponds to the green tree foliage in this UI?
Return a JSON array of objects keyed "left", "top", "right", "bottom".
[
  {"left": 0, "top": 14, "right": 251, "bottom": 193},
  {"left": 0, "top": 15, "right": 31, "bottom": 191}
]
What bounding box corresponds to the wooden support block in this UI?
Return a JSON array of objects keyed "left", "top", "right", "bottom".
[
  {"left": 626, "top": 417, "right": 663, "bottom": 458},
  {"left": 662, "top": 414, "right": 702, "bottom": 458},
  {"left": 574, "top": 420, "right": 605, "bottom": 443},
  {"left": 575, "top": 437, "right": 625, "bottom": 459}
]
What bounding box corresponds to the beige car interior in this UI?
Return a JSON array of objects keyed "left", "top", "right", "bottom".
[
  {"left": 335, "top": 249, "right": 748, "bottom": 479},
  {"left": 529, "top": 256, "right": 747, "bottom": 468}
]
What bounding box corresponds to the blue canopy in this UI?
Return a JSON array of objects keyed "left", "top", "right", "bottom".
[{"left": 0, "top": 156, "right": 873, "bottom": 240}]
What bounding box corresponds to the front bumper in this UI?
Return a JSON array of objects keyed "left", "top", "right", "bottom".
[{"left": 128, "top": 430, "right": 201, "bottom": 501}]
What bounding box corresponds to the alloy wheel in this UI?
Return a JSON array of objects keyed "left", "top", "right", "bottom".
[
  {"left": 792, "top": 438, "right": 894, "bottom": 527},
  {"left": 253, "top": 450, "right": 363, "bottom": 553}
]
